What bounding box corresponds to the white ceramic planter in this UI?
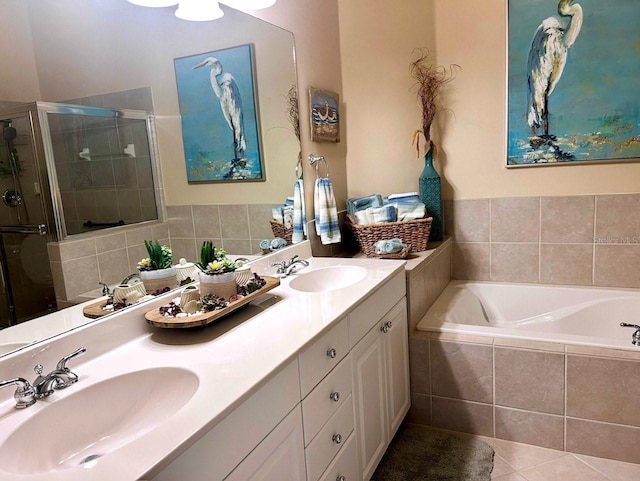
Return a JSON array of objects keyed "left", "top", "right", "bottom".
[
  {"left": 198, "top": 271, "right": 237, "bottom": 300},
  {"left": 139, "top": 267, "right": 177, "bottom": 294}
]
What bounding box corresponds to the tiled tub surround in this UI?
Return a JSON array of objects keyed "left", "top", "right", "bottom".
[
  {"left": 408, "top": 331, "right": 640, "bottom": 464},
  {"left": 445, "top": 193, "right": 640, "bottom": 288}
]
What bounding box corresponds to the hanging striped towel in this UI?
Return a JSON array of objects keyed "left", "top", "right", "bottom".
[
  {"left": 314, "top": 177, "right": 341, "bottom": 245},
  {"left": 292, "top": 178, "right": 307, "bottom": 244}
]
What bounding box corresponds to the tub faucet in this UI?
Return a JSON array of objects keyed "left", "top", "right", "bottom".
[{"left": 620, "top": 323, "right": 640, "bottom": 346}]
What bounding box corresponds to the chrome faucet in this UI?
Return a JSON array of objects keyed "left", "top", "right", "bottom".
[
  {"left": 0, "top": 347, "right": 86, "bottom": 408},
  {"left": 620, "top": 323, "right": 640, "bottom": 346},
  {"left": 120, "top": 273, "right": 141, "bottom": 285},
  {"left": 272, "top": 255, "right": 309, "bottom": 277}
]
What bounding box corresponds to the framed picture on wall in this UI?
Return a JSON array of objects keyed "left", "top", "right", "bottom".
[
  {"left": 506, "top": 0, "right": 640, "bottom": 167},
  {"left": 309, "top": 87, "right": 340, "bottom": 143},
  {"left": 174, "top": 44, "right": 265, "bottom": 182}
]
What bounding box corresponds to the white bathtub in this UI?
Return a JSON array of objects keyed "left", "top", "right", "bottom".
[{"left": 417, "top": 281, "right": 640, "bottom": 350}]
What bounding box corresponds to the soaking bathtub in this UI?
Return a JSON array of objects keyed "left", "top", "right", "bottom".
[{"left": 417, "top": 280, "right": 640, "bottom": 350}]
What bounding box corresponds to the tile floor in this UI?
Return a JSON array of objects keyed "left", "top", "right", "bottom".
[{"left": 475, "top": 435, "right": 640, "bottom": 481}]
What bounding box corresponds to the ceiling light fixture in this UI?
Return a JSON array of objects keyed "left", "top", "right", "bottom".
[
  {"left": 127, "top": 0, "right": 179, "bottom": 7},
  {"left": 175, "top": 0, "right": 224, "bottom": 21},
  {"left": 219, "top": 0, "right": 276, "bottom": 10}
]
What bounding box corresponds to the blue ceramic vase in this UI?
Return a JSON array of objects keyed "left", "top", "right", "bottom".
[{"left": 418, "top": 145, "right": 443, "bottom": 242}]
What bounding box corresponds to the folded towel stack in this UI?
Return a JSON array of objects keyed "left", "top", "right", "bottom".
[
  {"left": 347, "top": 191, "right": 426, "bottom": 225},
  {"left": 354, "top": 205, "right": 397, "bottom": 225},
  {"left": 346, "top": 194, "right": 384, "bottom": 216},
  {"left": 374, "top": 238, "right": 406, "bottom": 255}
]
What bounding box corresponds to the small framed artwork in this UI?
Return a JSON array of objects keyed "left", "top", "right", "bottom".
[
  {"left": 174, "top": 44, "right": 265, "bottom": 182},
  {"left": 507, "top": 0, "right": 640, "bottom": 167},
  {"left": 309, "top": 87, "right": 340, "bottom": 143}
]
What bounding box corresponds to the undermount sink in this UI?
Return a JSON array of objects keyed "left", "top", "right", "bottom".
[
  {"left": 0, "top": 367, "right": 199, "bottom": 475},
  {"left": 288, "top": 265, "right": 367, "bottom": 292}
]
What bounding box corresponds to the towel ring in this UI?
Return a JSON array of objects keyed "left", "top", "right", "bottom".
[{"left": 308, "top": 154, "right": 329, "bottom": 178}]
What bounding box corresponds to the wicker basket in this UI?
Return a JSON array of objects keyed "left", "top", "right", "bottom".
[
  {"left": 269, "top": 219, "right": 293, "bottom": 244},
  {"left": 346, "top": 215, "right": 432, "bottom": 256}
]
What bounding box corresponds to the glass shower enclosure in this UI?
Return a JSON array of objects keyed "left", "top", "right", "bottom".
[{"left": 0, "top": 102, "right": 159, "bottom": 328}]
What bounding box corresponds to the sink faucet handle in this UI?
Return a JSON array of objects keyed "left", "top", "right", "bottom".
[
  {"left": 620, "top": 322, "right": 640, "bottom": 329},
  {"left": 56, "top": 347, "right": 87, "bottom": 371},
  {"left": 0, "top": 377, "right": 36, "bottom": 408}
]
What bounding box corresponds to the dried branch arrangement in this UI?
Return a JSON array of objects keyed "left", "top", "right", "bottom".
[
  {"left": 410, "top": 49, "right": 460, "bottom": 156},
  {"left": 286, "top": 84, "right": 301, "bottom": 142}
]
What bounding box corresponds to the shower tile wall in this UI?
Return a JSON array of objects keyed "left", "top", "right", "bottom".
[
  {"left": 49, "top": 88, "right": 157, "bottom": 236},
  {"left": 444, "top": 193, "right": 640, "bottom": 289}
]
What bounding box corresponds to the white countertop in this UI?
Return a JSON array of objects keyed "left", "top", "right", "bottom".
[{"left": 0, "top": 255, "right": 405, "bottom": 480}]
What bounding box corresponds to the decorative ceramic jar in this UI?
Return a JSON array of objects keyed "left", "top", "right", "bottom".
[
  {"left": 234, "top": 265, "right": 253, "bottom": 287},
  {"left": 139, "top": 267, "right": 177, "bottom": 294},
  {"left": 112, "top": 281, "right": 147, "bottom": 304},
  {"left": 198, "top": 271, "right": 237, "bottom": 300},
  {"left": 180, "top": 285, "right": 200, "bottom": 306},
  {"left": 175, "top": 258, "right": 199, "bottom": 285}
]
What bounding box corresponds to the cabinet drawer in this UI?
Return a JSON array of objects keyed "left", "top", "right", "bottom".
[
  {"left": 318, "top": 432, "right": 358, "bottom": 481},
  {"left": 299, "top": 317, "right": 349, "bottom": 397},
  {"left": 305, "top": 394, "right": 354, "bottom": 481},
  {"left": 302, "top": 354, "right": 352, "bottom": 446},
  {"left": 349, "top": 270, "right": 405, "bottom": 348}
]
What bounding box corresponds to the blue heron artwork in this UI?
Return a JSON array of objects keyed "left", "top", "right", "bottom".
[
  {"left": 507, "top": 0, "right": 640, "bottom": 166},
  {"left": 174, "top": 44, "right": 264, "bottom": 182}
]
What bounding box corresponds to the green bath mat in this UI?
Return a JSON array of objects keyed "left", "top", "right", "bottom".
[{"left": 372, "top": 423, "right": 494, "bottom": 481}]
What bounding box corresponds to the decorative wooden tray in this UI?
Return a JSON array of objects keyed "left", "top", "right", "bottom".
[
  {"left": 83, "top": 300, "right": 114, "bottom": 319},
  {"left": 145, "top": 276, "right": 280, "bottom": 329}
]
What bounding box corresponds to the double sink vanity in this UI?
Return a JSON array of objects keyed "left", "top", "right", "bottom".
[{"left": 0, "top": 243, "right": 410, "bottom": 481}]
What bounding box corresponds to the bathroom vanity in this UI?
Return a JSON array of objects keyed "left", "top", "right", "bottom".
[{"left": 0, "top": 252, "right": 409, "bottom": 481}]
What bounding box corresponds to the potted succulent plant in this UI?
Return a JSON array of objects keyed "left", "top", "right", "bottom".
[
  {"left": 196, "top": 241, "right": 237, "bottom": 300},
  {"left": 137, "top": 240, "right": 177, "bottom": 294}
]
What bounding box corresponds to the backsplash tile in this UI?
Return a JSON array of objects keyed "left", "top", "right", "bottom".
[
  {"left": 491, "top": 243, "right": 539, "bottom": 283},
  {"left": 539, "top": 244, "right": 593, "bottom": 286},
  {"left": 595, "top": 194, "right": 640, "bottom": 241},
  {"left": 541, "top": 196, "right": 595, "bottom": 243},
  {"left": 491, "top": 197, "right": 540, "bottom": 243},
  {"left": 444, "top": 199, "right": 490, "bottom": 242}
]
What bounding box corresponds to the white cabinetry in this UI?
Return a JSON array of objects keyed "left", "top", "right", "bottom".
[{"left": 352, "top": 298, "right": 409, "bottom": 481}]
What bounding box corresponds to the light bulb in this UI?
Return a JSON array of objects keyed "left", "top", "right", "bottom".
[
  {"left": 219, "top": 0, "right": 276, "bottom": 10},
  {"left": 175, "top": 0, "right": 224, "bottom": 21},
  {"left": 127, "top": 0, "right": 179, "bottom": 7}
]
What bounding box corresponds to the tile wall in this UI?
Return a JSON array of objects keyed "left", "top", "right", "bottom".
[
  {"left": 444, "top": 193, "right": 640, "bottom": 288},
  {"left": 407, "top": 332, "right": 640, "bottom": 465}
]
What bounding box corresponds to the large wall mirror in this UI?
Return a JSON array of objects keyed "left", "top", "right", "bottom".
[{"left": 0, "top": 0, "right": 301, "bottom": 357}]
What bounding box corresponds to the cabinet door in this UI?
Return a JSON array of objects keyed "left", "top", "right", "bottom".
[
  {"left": 225, "top": 406, "right": 306, "bottom": 481},
  {"left": 351, "top": 325, "right": 387, "bottom": 481},
  {"left": 382, "top": 299, "right": 410, "bottom": 439}
]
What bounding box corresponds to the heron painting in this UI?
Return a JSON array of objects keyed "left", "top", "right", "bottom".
[
  {"left": 507, "top": 0, "right": 640, "bottom": 166},
  {"left": 174, "top": 44, "right": 264, "bottom": 182}
]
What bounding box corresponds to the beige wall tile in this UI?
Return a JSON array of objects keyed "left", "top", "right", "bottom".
[
  {"left": 540, "top": 244, "right": 593, "bottom": 286},
  {"left": 125, "top": 226, "right": 153, "bottom": 247},
  {"left": 248, "top": 204, "right": 276, "bottom": 240},
  {"left": 491, "top": 197, "right": 540, "bottom": 242},
  {"left": 452, "top": 242, "right": 490, "bottom": 280},
  {"left": 491, "top": 243, "right": 539, "bottom": 283},
  {"left": 495, "top": 348, "right": 565, "bottom": 415},
  {"left": 152, "top": 222, "right": 170, "bottom": 240},
  {"left": 444, "top": 199, "right": 490, "bottom": 242},
  {"left": 431, "top": 397, "right": 493, "bottom": 436},
  {"left": 594, "top": 245, "right": 640, "bottom": 288},
  {"left": 407, "top": 393, "right": 431, "bottom": 425},
  {"left": 495, "top": 407, "right": 564, "bottom": 450},
  {"left": 566, "top": 417, "right": 640, "bottom": 464},
  {"left": 567, "top": 355, "right": 640, "bottom": 427},
  {"left": 222, "top": 239, "right": 253, "bottom": 255},
  {"left": 566, "top": 345, "right": 640, "bottom": 361},
  {"left": 62, "top": 256, "right": 100, "bottom": 299},
  {"left": 219, "top": 205, "right": 250, "bottom": 239},
  {"left": 169, "top": 238, "right": 198, "bottom": 264},
  {"left": 409, "top": 336, "right": 430, "bottom": 395},
  {"left": 167, "top": 205, "right": 195, "bottom": 238},
  {"left": 431, "top": 340, "right": 493, "bottom": 403},
  {"left": 595, "top": 194, "right": 640, "bottom": 241},
  {"left": 95, "top": 232, "right": 126, "bottom": 253},
  {"left": 97, "top": 248, "right": 131, "bottom": 285},
  {"left": 58, "top": 238, "right": 96, "bottom": 261},
  {"left": 49, "top": 260, "right": 67, "bottom": 301},
  {"left": 494, "top": 337, "right": 564, "bottom": 353},
  {"left": 541, "top": 196, "right": 595, "bottom": 243},
  {"left": 193, "top": 205, "right": 222, "bottom": 239},
  {"left": 127, "top": 244, "right": 147, "bottom": 271}
]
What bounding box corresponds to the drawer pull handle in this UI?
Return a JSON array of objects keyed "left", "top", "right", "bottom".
[
  {"left": 336, "top": 476, "right": 346, "bottom": 481},
  {"left": 381, "top": 321, "right": 392, "bottom": 333},
  {"left": 329, "top": 391, "right": 340, "bottom": 402},
  {"left": 327, "top": 348, "right": 337, "bottom": 359},
  {"left": 332, "top": 433, "right": 342, "bottom": 445}
]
